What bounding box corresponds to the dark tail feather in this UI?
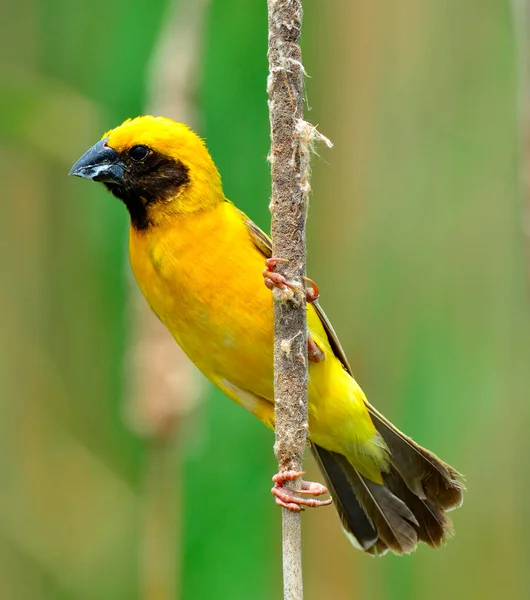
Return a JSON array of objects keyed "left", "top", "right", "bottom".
[
  {"left": 311, "top": 445, "right": 378, "bottom": 551},
  {"left": 312, "top": 445, "right": 418, "bottom": 555},
  {"left": 312, "top": 427, "right": 464, "bottom": 555},
  {"left": 365, "top": 401, "right": 465, "bottom": 511},
  {"left": 382, "top": 467, "right": 451, "bottom": 548}
]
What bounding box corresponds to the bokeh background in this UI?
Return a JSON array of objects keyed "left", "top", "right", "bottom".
[{"left": 2, "top": 1, "right": 530, "bottom": 599}]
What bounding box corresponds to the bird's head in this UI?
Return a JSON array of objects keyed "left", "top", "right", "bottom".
[{"left": 70, "top": 115, "right": 224, "bottom": 230}]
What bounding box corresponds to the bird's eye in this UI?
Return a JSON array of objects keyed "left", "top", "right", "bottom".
[{"left": 128, "top": 145, "right": 150, "bottom": 162}]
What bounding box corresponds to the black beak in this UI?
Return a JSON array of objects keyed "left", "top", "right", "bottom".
[{"left": 69, "top": 138, "right": 126, "bottom": 184}]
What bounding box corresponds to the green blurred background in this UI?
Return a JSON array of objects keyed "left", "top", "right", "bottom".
[{"left": 2, "top": 0, "right": 529, "bottom": 598}]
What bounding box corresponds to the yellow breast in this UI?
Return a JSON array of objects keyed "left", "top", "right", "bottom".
[{"left": 129, "top": 202, "right": 275, "bottom": 397}]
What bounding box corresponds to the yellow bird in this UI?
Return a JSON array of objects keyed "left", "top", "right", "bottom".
[{"left": 70, "top": 115, "right": 463, "bottom": 555}]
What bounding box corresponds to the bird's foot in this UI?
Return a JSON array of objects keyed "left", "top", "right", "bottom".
[
  {"left": 263, "top": 258, "right": 324, "bottom": 362},
  {"left": 262, "top": 258, "right": 297, "bottom": 296},
  {"left": 302, "top": 276, "right": 319, "bottom": 304},
  {"left": 308, "top": 337, "right": 325, "bottom": 363},
  {"left": 271, "top": 470, "right": 332, "bottom": 512},
  {"left": 262, "top": 258, "right": 320, "bottom": 304}
]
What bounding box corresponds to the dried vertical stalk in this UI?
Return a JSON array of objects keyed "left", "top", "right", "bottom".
[{"left": 267, "top": 1, "right": 331, "bottom": 598}]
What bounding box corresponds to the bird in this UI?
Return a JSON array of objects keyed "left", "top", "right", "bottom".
[{"left": 70, "top": 115, "right": 464, "bottom": 555}]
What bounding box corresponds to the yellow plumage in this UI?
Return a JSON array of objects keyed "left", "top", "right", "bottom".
[
  {"left": 128, "top": 198, "right": 385, "bottom": 480},
  {"left": 71, "top": 115, "right": 464, "bottom": 555}
]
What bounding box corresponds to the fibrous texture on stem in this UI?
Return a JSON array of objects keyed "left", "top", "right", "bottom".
[{"left": 267, "top": 1, "right": 331, "bottom": 598}]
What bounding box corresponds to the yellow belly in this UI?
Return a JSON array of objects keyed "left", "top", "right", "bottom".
[{"left": 129, "top": 201, "right": 382, "bottom": 472}]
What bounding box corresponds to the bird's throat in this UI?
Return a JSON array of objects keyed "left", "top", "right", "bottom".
[{"left": 104, "top": 157, "right": 190, "bottom": 231}]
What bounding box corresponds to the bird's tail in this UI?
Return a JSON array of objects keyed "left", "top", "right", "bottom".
[{"left": 311, "top": 402, "right": 464, "bottom": 555}]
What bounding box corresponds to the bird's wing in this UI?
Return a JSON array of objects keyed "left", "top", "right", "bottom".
[{"left": 244, "top": 215, "right": 354, "bottom": 376}]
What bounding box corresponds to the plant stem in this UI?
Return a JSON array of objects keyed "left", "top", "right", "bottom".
[{"left": 267, "top": 1, "right": 308, "bottom": 598}]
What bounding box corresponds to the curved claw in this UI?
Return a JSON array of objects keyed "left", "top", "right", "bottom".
[
  {"left": 262, "top": 260, "right": 325, "bottom": 362},
  {"left": 262, "top": 258, "right": 297, "bottom": 294},
  {"left": 308, "top": 337, "right": 325, "bottom": 363},
  {"left": 303, "top": 276, "right": 319, "bottom": 303},
  {"left": 262, "top": 259, "right": 320, "bottom": 304},
  {"left": 271, "top": 470, "right": 332, "bottom": 512},
  {"left": 266, "top": 258, "right": 289, "bottom": 269}
]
